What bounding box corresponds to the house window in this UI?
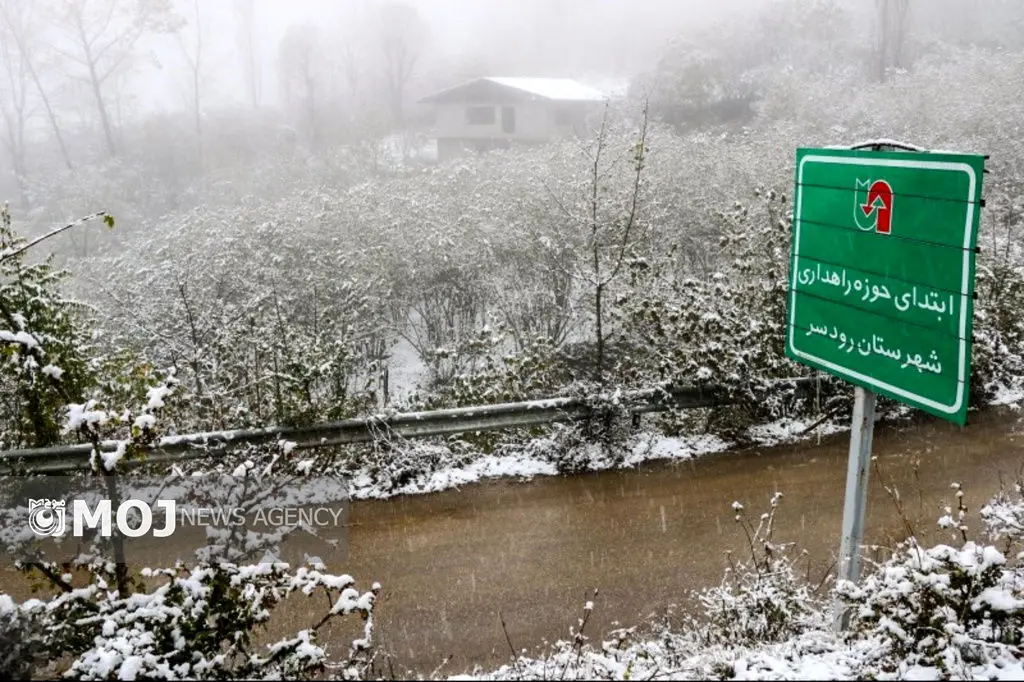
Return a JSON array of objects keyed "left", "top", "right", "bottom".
[
  {"left": 465, "top": 106, "right": 495, "bottom": 125},
  {"left": 553, "top": 109, "right": 573, "bottom": 126},
  {"left": 501, "top": 106, "right": 516, "bottom": 134}
]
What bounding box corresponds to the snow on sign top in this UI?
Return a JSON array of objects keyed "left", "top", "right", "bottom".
[{"left": 483, "top": 77, "right": 608, "bottom": 101}]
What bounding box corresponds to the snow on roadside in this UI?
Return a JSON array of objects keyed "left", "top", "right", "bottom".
[
  {"left": 345, "top": 413, "right": 849, "bottom": 501},
  {"left": 451, "top": 626, "right": 1024, "bottom": 681},
  {"left": 623, "top": 432, "right": 729, "bottom": 467},
  {"left": 991, "top": 383, "right": 1024, "bottom": 409},
  {"left": 345, "top": 384, "right": 1024, "bottom": 503},
  {"left": 746, "top": 417, "right": 847, "bottom": 447},
  {"left": 348, "top": 451, "right": 559, "bottom": 500}
]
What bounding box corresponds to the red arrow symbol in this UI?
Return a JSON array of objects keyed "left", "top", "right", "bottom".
[{"left": 861, "top": 180, "right": 893, "bottom": 234}]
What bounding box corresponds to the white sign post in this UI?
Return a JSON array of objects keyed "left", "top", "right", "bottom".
[{"left": 832, "top": 386, "right": 876, "bottom": 633}]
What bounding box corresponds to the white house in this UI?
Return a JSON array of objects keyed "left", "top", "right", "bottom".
[{"left": 418, "top": 77, "right": 609, "bottom": 161}]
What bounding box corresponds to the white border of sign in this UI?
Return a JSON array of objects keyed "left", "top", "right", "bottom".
[{"left": 789, "top": 155, "right": 978, "bottom": 416}]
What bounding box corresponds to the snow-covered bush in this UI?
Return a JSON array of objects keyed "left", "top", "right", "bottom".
[
  {"left": 407, "top": 332, "right": 594, "bottom": 414},
  {"left": 0, "top": 235, "right": 381, "bottom": 680},
  {"left": 7, "top": 559, "right": 380, "bottom": 680},
  {"left": 836, "top": 539, "right": 1023, "bottom": 673},
  {"left": 615, "top": 188, "right": 847, "bottom": 438},
  {"left": 0, "top": 205, "right": 100, "bottom": 449},
  {"left": 348, "top": 436, "right": 477, "bottom": 493},
  {"left": 981, "top": 478, "right": 1024, "bottom": 556},
  {"left": 1, "top": 389, "right": 380, "bottom": 679},
  {"left": 429, "top": 388, "right": 637, "bottom": 477},
  {"left": 695, "top": 493, "right": 822, "bottom": 646},
  {"left": 0, "top": 594, "right": 48, "bottom": 678},
  {"left": 73, "top": 195, "right": 392, "bottom": 432},
  {"left": 531, "top": 423, "right": 618, "bottom": 477},
  {"left": 971, "top": 188, "right": 1024, "bottom": 405},
  {"left": 59, "top": 369, "right": 179, "bottom": 480},
  {"left": 837, "top": 483, "right": 1024, "bottom": 674},
  {"left": 524, "top": 395, "right": 633, "bottom": 476}
]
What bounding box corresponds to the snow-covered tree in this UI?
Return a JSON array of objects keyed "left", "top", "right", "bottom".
[{"left": 0, "top": 205, "right": 98, "bottom": 448}]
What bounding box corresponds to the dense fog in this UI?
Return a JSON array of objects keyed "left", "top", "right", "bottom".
[
  {"left": 2, "top": 2, "right": 1024, "bottom": 677},
  {"left": 2, "top": 0, "right": 1022, "bottom": 218}
]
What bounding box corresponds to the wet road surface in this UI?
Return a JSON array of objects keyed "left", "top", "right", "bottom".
[{"left": 341, "top": 409, "right": 1024, "bottom": 675}]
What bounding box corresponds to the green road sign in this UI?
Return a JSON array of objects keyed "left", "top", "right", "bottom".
[{"left": 786, "top": 147, "right": 986, "bottom": 425}]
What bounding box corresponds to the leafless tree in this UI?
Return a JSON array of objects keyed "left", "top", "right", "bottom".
[
  {"left": 0, "top": 0, "right": 74, "bottom": 171},
  {"left": 233, "top": 0, "right": 260, "bottom": 109},
  {"left": 177, "top": 0, "right": 203, "bottom": 168},
  {"left": 278, "top": 24, "right": 321, "bottom": 146},
  {"left": 585, "top": 104, "right": 649, "bottom": 382},
  {"left": 546, "top": 103, "right": 652, "bottom": 383},
  {"left": 376, "top": 2, "right": 428, "bottom": 129},
  {"left": 51, "top": 0, "right": 182, "bottom": 157},
  {"left": 0, "top": 5, "right": 30, "bottom": 206},
  {"left": 875, "top": 0, "right": 911, "bottom": 81},
  {"left": 337, "top": 38, "right": 370, "bottom": 137},
  {"left": 329, "top": 8, "right": 393, "bottom": 148}
]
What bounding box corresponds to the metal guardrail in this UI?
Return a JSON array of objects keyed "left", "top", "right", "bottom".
[{"left": 0, "top": 378, "right": 817, "bottom": 474}]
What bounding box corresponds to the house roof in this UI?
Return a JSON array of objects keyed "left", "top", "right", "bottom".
[{"left": 419, "top": 77, "right": 609, "bottom": 104}]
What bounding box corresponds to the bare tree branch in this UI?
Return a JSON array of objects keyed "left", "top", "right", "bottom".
[
  {"left": 605, "top": 99, "right": 650, "bottom": 285},
  {"left": 0, "top": 211, "right": 109, "bottom": 264}
]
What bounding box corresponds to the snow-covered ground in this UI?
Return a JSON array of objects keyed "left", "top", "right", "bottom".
[
  {"left": 341, "top": 380, "right": 1024, "bottom": 502},
  {"left": 386, "top": 336, "right": 428, "bottom": 401},
  {"left": 344, "top": 413, "right": 850, "bottom": 501},
  {"left": 450, "top": 627, "right": 1024, "bottom": 681},
  {"left": 991, "top": 384, "right": 1024, "bottom": 410}
]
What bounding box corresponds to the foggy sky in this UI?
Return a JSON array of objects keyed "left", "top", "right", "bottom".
[{"left": 146, "top": 0, "right": 766, "bottom": 113}]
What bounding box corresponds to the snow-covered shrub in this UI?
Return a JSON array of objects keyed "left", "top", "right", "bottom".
[
  {"left": 559, "top": 389, "right": 636, "bottom": 475},
  {"left": 530, "top": 423, "right": 609, "bottom": 476},
  {"left": 616, "top": 188, "right": 847, "bottom": 438},
  {"left": 837, "top": 484, "right": 1024, "bottom": 673},
  {"left": 62, "top": 370, "right": 179, "bottom": 475},
  {"left": 69, "top": 193, "right": 393, "bottom": 433},
  {"left": 695, "top": 493, "right": 822, "bottom": 646},
  {"left": 13, "top": 559, "right": 379, "bottom": 680},
  {"left": 2, "top": 375, "right": 379, "bottom": 679},
  {"left": 349, "top": 436, "right": 478, "bottom": 493},
  {"left": 971, "top": 188, "right": 1024, "bottom": 405},
  {"left": 408, "top": 332, "right": 594, "bottom": 414},
  {"left": 0, "top": 594, "right": 48, "bottom": 678},
  {"left": 393, "top": 262, "right": 491, "bottom": 389},
  {"left": 0, "top": 209, "right": 179, "bottom": 452},
  {"left": 528, "top": 409, "right": 632, "bottom": 476},
  {"left": 836, "top": 539, "right": 1024, "bottom": 673},
  {"left": 981, "top": 479, "right": 1024, "bottom": 556},
  {"left": 0, "top": 205, "right": 100, "bottom": 448}
]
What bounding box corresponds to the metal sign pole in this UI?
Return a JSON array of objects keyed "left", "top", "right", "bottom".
[
  {"left": 832, "top": 385, "right": 876, "bottom": 633},
  {"left": 831, "top": 140, "right": 904, "bottom": 633}
]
